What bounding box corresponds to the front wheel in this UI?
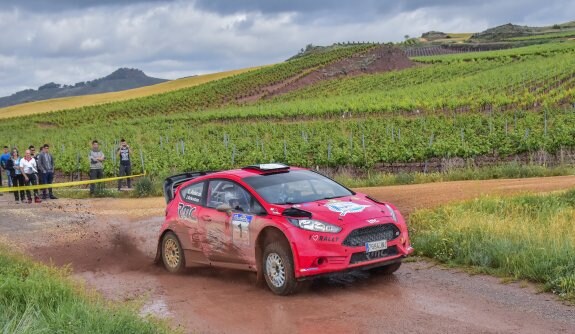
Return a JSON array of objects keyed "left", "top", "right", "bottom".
[
  {"left": 162, "top": 232, "right": 185, "bottom": 273},
  {"left": 262, "top": 242, "right": 299, "bottom": 295}
]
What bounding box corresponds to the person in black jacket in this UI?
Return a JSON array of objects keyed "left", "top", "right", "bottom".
[{"left": 37, "top": 144, "right": 57, "bottom": 199}]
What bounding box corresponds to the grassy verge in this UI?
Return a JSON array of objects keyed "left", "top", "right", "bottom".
[
  {"left": 0, "top": 246, "right": 173, "bottom": 333},
  {"left": 333, "top": 164, "right": 575, "bottom": 188},
  {"left": 45, "top": 176, "right": 164, "bottom": 199},
  {"left": 410, "top": 190, "right": 575, "bottom": 301}
]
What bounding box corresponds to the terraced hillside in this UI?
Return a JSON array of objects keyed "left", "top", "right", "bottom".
[{"left": 1, "top": 41, "right": 574, "bottom": 176}]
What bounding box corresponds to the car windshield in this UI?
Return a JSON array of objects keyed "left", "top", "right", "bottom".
[{"left": 243, "top": 170, "right": 353, "bottom": 205}]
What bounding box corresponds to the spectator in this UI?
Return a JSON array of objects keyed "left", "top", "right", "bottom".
[
  {"left": 29, "top": 145, "right": 36, "bottom": 158},
  {"left": 38, "top": 144, "right": 57, "bottom": 200},
  {"left": 89, "top": 140, "right": 105, "bottom": 195},
  {"left": 116, "top": 139, "right": 132, "bottom": 191},
  {"left": 6, "top": 148, "right": 24, "bottom": 203},
  {"left": 20, "top": 149, "right": 41, "bottom": 203},
  {"left": 0, "top": 146, "right": 10, "bottom": 187},
  {"left": 33, "top": 145, "right": 45, "bottom": 189}
]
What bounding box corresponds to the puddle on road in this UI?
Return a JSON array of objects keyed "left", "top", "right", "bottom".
[{"left": 140, "top": 298, "right": 171, "bottom": 318}]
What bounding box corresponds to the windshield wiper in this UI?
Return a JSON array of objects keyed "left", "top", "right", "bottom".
[
  {"left": 320, "top": 195, "right": 345, "bottom": 200},
  {"left": 272, "top": 201, "right": 299, "bottom": 205}
]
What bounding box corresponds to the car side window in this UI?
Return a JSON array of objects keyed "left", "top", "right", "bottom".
[
  {"left": 207, "top": 180, "right": 264, "bottom": 215},
  {"left": 180, "top": 182, "right": 205, "bottom": 205}
]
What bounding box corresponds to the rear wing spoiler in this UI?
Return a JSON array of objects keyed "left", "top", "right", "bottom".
[{"left": 163, "top": 171, "right": 217, "bottom": 204}]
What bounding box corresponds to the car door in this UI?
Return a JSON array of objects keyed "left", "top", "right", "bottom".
[
  {"left": 177, "top": 181, "right": 206, "bottom": 253},
  {"left": 203, "top": 179, "right": 265, "bottom": 264}
]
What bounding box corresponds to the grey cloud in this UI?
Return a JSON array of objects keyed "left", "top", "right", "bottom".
[
  {"left": 0, "top": 0, "right": 174, "bottom": 12},
  {"left": 193, "top": 0, "right": 402, "bottom": 23},
  {"left": 191, "top": 0, "right": 574, "bottom": 27},
  {"left": 0, "top": 0, "right": 573, "bottom": 97},
  {"left": 192, "top": 0, "right": 367, "bottom": 15}
]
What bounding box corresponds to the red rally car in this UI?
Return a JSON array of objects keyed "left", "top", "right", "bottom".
[{"left": 156, "top": 164, "right": 413, "bottom": 295}]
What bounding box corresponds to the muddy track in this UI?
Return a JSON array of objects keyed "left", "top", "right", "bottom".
[{"left": 1, "top": 176, "right": 575, "bottom": 333}]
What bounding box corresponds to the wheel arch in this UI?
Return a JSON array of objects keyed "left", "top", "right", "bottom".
[
  {"left": 255, "top": 226, "right": 293, "bottom": 281},
  {"left": 154, "top": 228, "right": 177, "bottom": 264}
]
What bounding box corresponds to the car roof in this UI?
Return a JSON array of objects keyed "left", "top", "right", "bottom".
[{"left": 205, "top": 166, "right": 307, "bottom": 180}]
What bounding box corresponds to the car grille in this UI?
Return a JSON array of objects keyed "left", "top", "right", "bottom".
[
  {"left": 350, "top": 246, "right": 398, "bottom": 264},
  {"left": 342, "top": 224, "right": 400, "bottom": 247}
]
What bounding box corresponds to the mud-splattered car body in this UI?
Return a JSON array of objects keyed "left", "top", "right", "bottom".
[{"left": 156, "top": 164, "right": 413, "bottom": 294}]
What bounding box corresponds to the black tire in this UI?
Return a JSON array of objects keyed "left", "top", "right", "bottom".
[
  {"left": 161, "top": 232, "right": 186, "bottom": 273},
  {"left": 262, "top": 241, "right": 299, "bottom": 295},
  {"left": 371, "top": 261, "right": 402, "bottom": 275}
]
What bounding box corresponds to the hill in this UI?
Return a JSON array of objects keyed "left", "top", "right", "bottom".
[
  {"left": 1, "top": 40, "right": 574, "bottom": 174},
  {"left": 409, "top": 20, "right": 575, "bottom": 57},
  {"left": 0, "top": 66, "right": 266, "bottom": 119},
  {"left": 0, "top": 20, "right": 574, "bottom": 178},
  {"left": 0, "top": 68, "right": 167, "bottom": 109},
  {"left": 471, "top": 23, "right": 535, "bottom": 41}
]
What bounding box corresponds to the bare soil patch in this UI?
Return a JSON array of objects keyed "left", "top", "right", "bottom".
[
  {"left": 236, "top": 45, "right": 414, "bottom": 104},
  {"left": 266, "top": 45, "right": 414, "bottom": 99}
]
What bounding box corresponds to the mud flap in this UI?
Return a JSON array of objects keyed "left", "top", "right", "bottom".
[{"left": 154, "top": 238, "right": 162, "bottom": 264}]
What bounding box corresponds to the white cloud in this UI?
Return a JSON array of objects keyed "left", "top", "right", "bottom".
[{"left": 80, "top": 38, "right": 103, "bottom": 51}]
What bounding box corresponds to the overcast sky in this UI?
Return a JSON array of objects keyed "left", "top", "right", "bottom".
[{"left": 0, "top": 0, "right": 573, "bottom": 97}]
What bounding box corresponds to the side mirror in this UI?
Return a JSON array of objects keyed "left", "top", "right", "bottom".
[{"left": 216, "top": 203, "right": 233, "bottom": 216}]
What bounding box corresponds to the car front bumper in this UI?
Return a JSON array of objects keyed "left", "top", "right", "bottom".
[{"left": 291, "top": 229, "right": 414, "bottom": 279}]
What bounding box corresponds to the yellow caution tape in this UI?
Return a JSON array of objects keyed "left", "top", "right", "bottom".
[{"left": 0, "top": 173, "right": 146, "bottom": 193}]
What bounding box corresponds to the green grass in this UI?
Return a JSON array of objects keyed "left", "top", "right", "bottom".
[
  {"left": 0, "top": 246, "right": 174, "bottom": 333},
  {"left": 410, "top": 190, "right": 575, "bottom": 301},
  {"left": 333, "top": 164, "right": 575, "bottom": 188},
  {"left": 411, "top": 40, "right": 575, "bottom": 63},
  {"left": 506, "top": 30, "right": 575, "bottom": 41}
]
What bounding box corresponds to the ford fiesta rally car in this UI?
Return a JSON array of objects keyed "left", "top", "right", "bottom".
[{"left": 156, "top": 164, "right": 413, "bottom": 295}]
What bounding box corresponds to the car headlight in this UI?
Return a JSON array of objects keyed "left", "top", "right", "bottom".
[
  {"left": 287, "top": 218, "right": 342, "bottom": 233},
  {"left": 384, "top": 204, "right": 398, "bottom": 222}
]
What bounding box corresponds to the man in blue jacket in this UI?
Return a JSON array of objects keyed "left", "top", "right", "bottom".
[{"left": 0, "top": 146, "right": 11, "bottom": 187}]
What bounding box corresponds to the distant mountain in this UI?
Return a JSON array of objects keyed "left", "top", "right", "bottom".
[{"left": 0, "top": 68, "right": 167, "bottom": 108}]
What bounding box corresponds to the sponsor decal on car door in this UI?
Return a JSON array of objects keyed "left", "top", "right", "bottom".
[{"left": 231, "top": 213, "right": 253, "bottom": 247}]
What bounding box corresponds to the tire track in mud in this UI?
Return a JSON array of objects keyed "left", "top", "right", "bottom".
[{"left": 2, "top": 177, "right": 575, "bottom": 333}]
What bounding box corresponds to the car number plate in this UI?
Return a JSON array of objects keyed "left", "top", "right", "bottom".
[{"left": 365, "top": 240, "right": 387, "bottom": 253}]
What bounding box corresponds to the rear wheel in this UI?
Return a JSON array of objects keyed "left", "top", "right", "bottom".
[
  {"left": 263, "top": 241, "right": 299, "bottom": 295},
  {"left": 162, "top": 232, "right": 185, "bottom": 273},
  {"left": 371, "top": 261, "right": 402, "bottom": 275}
]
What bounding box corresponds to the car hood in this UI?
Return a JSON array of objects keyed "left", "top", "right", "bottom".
[{"left": 276, "top": 196, "right": 393, "bottom": 227}]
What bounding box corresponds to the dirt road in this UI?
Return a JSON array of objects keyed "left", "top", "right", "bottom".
[{"left": 1, "top": 176, "right": 575, "bottom": 333}]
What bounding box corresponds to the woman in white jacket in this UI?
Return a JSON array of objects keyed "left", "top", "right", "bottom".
[{"left": 19, "top": 149, "right": 41, "bottom": 203}]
